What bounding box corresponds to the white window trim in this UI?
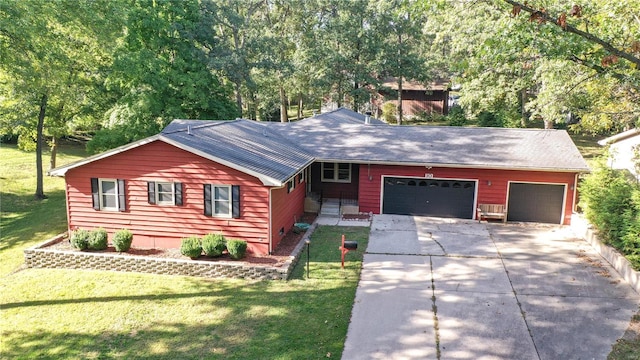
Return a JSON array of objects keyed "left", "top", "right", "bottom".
[
  {"left": 99, "top": 178, "right": 119, "bottom": 211},
  {"left": 321, "top": 162, "right": 351, "bottom": 183},
  {"left": 155, "top": 182, "right": 175, "bottom": 206},
  {"left": 287, "top": 178, "right": 296, "bottom": 193},
  {"left": 211, "top": 184, "right": 232, "bottom": 218}
]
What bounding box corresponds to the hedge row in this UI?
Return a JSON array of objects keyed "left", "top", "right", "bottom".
[
  {"left": 70, "top": 228, "right": 133, "bottom": 252},
  {"left": 180, "top": 234, "right": 247, "bottom": 260},
  {"left": 579, "top": 158, "right": 640, "bottom": 269}
]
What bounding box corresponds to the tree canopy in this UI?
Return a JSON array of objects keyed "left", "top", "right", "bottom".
[{"left": 1, "top": 0, "right": 638, "bottom": 197}]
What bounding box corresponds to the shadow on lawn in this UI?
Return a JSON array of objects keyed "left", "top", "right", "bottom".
[
  {"left": 0, "top": 189, "right": 67, "bottom": 252},
  {"left": 2, "top": 283, "right": 355, "bottom": 360}
]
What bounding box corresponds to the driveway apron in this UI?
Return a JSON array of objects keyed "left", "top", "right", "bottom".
[{"left": 342, "top": 215, "right": 640, "bottom": 360}]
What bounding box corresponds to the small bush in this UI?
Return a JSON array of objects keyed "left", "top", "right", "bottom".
[
  {"left": 112, "top": 229, "right": 133, "bottom": 252},
  {"left": 447, "top": 107, "right": 467, "bottom": 126},
  {"left": 88, "top": 228, "right": 108, "bottom": 250},
  {"left": 180, "top": 236, "right": 202, "bottom": 259},
  {"left": 202, "top": 233, "right": 226, "bottom": 257},
  {"left": 477, "top": 111, "right": 503, "bottom": 127},
  {"left": 70, "top": 229, "right": 91, "bottom": 250},
  {"left": 381, "top": 102, "right": 397, "bottom": 123},
  {"left": 226, "top": 239, "right": 247, "bottom": 260}
]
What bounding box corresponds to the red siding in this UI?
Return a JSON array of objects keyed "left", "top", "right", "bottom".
[
  {"left": 270, "top": 178, "right": 306, "bottom": 252},
  {"left": 358, "top": 164, "right": 578, "bottom": 225},
  {"left": 65, "top": 140, "right": 272, "bottom": 254}
]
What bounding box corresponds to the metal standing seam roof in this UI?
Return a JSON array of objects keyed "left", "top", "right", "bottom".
[
  {"left": 49, "top": 108, "right": 589, "bottom": 183},
  {"left": 161, "top": 119, "right": 315, "bottom": 185}
]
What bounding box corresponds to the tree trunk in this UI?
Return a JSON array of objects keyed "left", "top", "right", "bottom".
[
  {"left": 49, "top": 136, "right": 57, "bottom": 171},
  {"left": 234, "top": 81, "right": 243, "bottom": 117},
  {"left": 520, "top": 88, "right": 527, "bottom": 127},
  {"left": 543, "top": 119, "right": 554, "bottom": 129},
  {"left": 279, "top": 85, "right": 288, "bottom": 122},
  {"left": 397, "top": 77, "right": 403, "bottom": 125},
  {"left": 297, "top": 93, "right": 302, "bottom": 120},
  {"left": 248, "top": 89, "right": 257, "bottom": 120},
  {"left": 35, "top": 93, "right": 47, "bottom": 200}
]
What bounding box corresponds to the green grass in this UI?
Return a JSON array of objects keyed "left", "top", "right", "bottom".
[
  {"left": 1, "top": 226, "right": 368, "bottom": 359},
  {"left": 0, "top": 143, "right": 86, "bottom": 276},
  {"left": 569, "top": 132, "right": 605, "bottom": 165},
  {"left": 0, "top": 149, "right": 369, "bottom": 359}
]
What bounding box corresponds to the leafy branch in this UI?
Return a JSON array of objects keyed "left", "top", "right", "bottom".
[{"left": 502, "top": 0, "right": 640, "bottom": 69}]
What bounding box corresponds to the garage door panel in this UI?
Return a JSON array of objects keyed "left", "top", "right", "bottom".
[
  {"left": 383, "top": 178, "right": 475, "bottom": 219},
  {"left": 507, "top": 183, "right": 564, "bottom": 224}
]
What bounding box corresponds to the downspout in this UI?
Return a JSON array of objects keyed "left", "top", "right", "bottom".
[
  {"left": 573, "top": 173, "right": 580, "bottom": 212},
  {"left": 268, "top": 185, "right": 286, "bottom": 254}
]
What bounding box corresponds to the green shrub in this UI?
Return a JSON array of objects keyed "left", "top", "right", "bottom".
[
  {"left": 381, "top": 102, "right": 397, "bottom": 123},
  {"left": 70, "top": 229, "right": 91, "bottom": 250},
  {"left": 180, "top": 236, "right": 202, "bottom": 259},
  {"left": 579, "top": 158, "right": 634, "bottom": 246},
  {"left": 477, "top": 111, "right": 503, "bottom": 127},
  {"left": 447, "top": 106, "right": 467, "bottom": 126},
  {"left": 202, "top": 233, "right": 226, "bottom": 257},
  {"left": 88, "top": 228, "right": 108, "bottom": 250},
  {"left": 226, "top": 239, "right": 247, "bottom": 260},
  {"left": 112, "top": 229, "right": 133, "bottom": 252}
]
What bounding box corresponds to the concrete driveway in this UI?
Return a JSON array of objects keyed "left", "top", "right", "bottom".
[{"left": 342, "top": 215, "right": 640, "bottom": 360}]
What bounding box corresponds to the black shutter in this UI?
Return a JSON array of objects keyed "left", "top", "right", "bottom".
[
  {"left": 204, "top": 184, "right": 212, "bottom": 216},
  {"left": 147, "top": 182, "right": 156, "bottom": 204},
  {"left": 91, "top": 178, "right": 100, "bottom": 210},
  {"left": 117, "top": 179, "right": 126, "bottom": 211},
  {"left": 175, "top": 183, "right": 183, "bottom": 206},
  {"left": 232, "top": 185, "right": 240, "bottom": 218}
]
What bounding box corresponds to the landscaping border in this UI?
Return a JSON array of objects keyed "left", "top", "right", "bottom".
[
  {"left": 571, "top": 213, "right": 640, "bottom": 295},
  {"left": 23, "top": 223, "right": 319, "bottom": 280}
]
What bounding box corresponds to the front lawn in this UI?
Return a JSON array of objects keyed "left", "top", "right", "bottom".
[
  {"left": 0, "top": 143, "right": 86, "bottom": 276},
  {"left": 1, "top": 143, "right": 370, "bottom": 359}
]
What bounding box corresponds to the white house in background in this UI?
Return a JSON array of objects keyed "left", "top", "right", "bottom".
[{"left": 598, "top": 128, "right": 640, "bottom": 180}]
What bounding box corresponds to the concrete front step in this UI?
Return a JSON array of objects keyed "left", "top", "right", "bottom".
[{"left": 320, "top": 203, "right": 340, "bottom": 216}]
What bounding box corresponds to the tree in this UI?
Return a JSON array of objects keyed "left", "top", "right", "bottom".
[
  {"left": 0, "top": 0, "right": 122, "bottom": 198},
  {"left": 90, "top": 0, "right": 238, "bottom": 153},
  {"left": 373, "top": 0, "right": 432, "bottom": 124},
  {"left": 500, "top": 0, "right": 640, "bottom": 132}
]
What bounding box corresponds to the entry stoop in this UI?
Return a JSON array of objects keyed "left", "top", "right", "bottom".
[{"left": 320, "top": 200, "right": 340, "bottom": 216}]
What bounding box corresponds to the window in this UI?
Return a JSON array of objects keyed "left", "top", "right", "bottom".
[
  {"left": 147, "top": 182, "right": 183, "bottom": 206},
  {"left": 91, "top": 178, "right": 126, "bottom": 211},
  {"left": 100, "top": 179, "right": 118, "bottom": 210},
  {"left": 287, "top": 178, "right": 295, "bottom": 193},
  {"left": 204, "top": 184, "right": 240, "bottom": 218},
  {"left": 214, "top": 185, "right": 231, "bottom": 216},
  {"left": 321, "top": 162, "right": 351, "bottom": 183}
]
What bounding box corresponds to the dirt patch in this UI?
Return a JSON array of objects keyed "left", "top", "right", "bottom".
[{"left": 46, "top": 213, "right": 317, "bottom": 268}]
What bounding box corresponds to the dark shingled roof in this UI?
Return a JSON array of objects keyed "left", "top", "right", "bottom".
[
  {"left": 50, "top": 108, "right": 589, "bottom": 184},
  {"left": 278, "top": 108, "right": 589, "bottom": 172}
]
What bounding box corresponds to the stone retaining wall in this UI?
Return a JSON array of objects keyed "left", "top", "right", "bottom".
[
  {"left": 23, "top": 224, "right": 318, "bottom": 280},
  {"left": 571, "top": 213, "right": 640, "bottom": 295}
]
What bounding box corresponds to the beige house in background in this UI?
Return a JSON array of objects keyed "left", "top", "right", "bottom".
[{"left": 598, "top": 128, "right": 640, "bottom": 180}]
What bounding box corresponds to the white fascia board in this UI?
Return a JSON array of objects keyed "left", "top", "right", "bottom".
[
  {"left": 158, "top": 136, "right": 283, "bottom": 186},
  {"left": 314, "top": 158, "right": 589, "bottom": 173},
  {"left": 48, "top": 135, "right": 162, "bottom": 177}
]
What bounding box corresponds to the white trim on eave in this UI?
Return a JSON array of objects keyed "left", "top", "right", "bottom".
[
  {"left": 158, "top": 136, "right": 283, "bottom": 186},
  {"left": 48, "top": 135, "right": 162, "bottom": 177},
  {"left": 314, "top": 158, "right": 590, "bottom": 173},
  {"left": 48, "top": 135, "right": 285, "bottom": 187}
]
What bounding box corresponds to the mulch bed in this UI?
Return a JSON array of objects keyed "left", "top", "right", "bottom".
[{"left": 45, "top": 213, "right": 317, "bottom": 268}]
